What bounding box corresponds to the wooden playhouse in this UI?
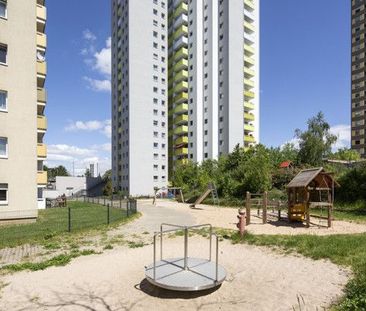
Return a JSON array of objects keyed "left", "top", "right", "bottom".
[{"left": 286, "top": 167, "right": 339, "bottom": 228}]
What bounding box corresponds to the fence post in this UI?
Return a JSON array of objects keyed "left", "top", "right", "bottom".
[
  {"left": 119, "top": 196, "right": 122, "bottom": 209},
  {"left": 245, "top": 192, "right": 251, "bottom": 225},
  {"left": 277, "top": 200, "right": 281, "bottom": 221},
  {"left": 107, "top": 204, "right": 110, "bottom": 225},
  {"left": 127, "top": 200, "right": 130, "bottom": 217},
  {"left": 263, "top": 192, "right": 268, "bottom": 224},
  {"left": 68, "top": 207, "right": 71, "bottom": 232}
]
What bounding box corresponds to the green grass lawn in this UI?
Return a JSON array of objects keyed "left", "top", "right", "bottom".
[
  {"left": 229, "top": 232, "right": 366, "bottom": 310},
  {"left": 0, "top": 201, "right": 134, "bottom": 249}
]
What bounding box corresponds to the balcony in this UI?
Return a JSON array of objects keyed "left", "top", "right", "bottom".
[
  {"left": 244, "top": 101, "right": 255, "bottom": 110},
  {"left": 174, "top": 47, "right": 188, "bottom": 61},
  {"left": 37, "top": 115, "right": 47, "bottom": 131},
  {"left": 244, "top": 112, "right": 255, "bottom": 121},
  {"left": 175, "top": 136, "right": 188, "bottom": 145},
  {"left": 244, "top": 79, "right": 254, "bottom": 88},
  {"left": 37, "top": 143, "right": 47, "bottom": 158},
  {"left": 244, "top": 135, "right": 256, "bottom": 143},
  {"left": 244, "top": 67, "right": 255, "bottom": 77},
  {"left": 173, "top": 58, "right": 188, "bottom": 72},
  {"left": 174, "top": 114, "right": 188, "bottom": 125},
  {"left": 37, "top": 4, "right": 47, "bottom": 21},
  {"left": 244, "top": 44, "right": 255, "bottom": 56},
  {"left": 173, "top": 14, "right": 188, "bottom": 29},
  {"left": 244, "top": 0, "right": 255, "bottom": 11},
  {"left": 174, "top": 125, "right": 188, "bottom": 136},
  {"left": 173, "top": 81, "right": 188, "bottom": 93},
  {"left": 245, "top": 57, "right": 255, "bottom": 66},
  {"left": 37, "top": 33, "right": 47, "bottom": 49},
  {"left": 173, "top": 92, "right": 188, "bottom": 105},
  {"left": 244, "top": 91, "right": 255, "bottom": 99},
  {"left": 174, "top": 103, "right": 188, "bottom": 115},
  {"left": 37, "top": 88, "right": 47, "bottom": 103},
  {"left": 173, "top": 25, "right": 188, "bottom": 40},
  {"left": 36, "top": 4, "right": 46, "bottom": 34},
  {"left": 244, "top": 21, "right": 255, "bottom": 33},
  {"left": 244, "top": 124, "right": 255, "bottom": 132},
  {"left": 174, "top": 2, "right": 188, "bottom": 18},
  {"left": 37, "top": 171, "right": 48, "bottom": 185},
  {"left": 174, "top": 70, "right": 188, "bottom": 82},
  {"left": 175, "top": 147, "right": 189, "bottom": 157},
  {"left": 173, "top": 36, "right": 188, "bottom": 50},
  {"left": 37, "top": 61, "right": 47, "bottom": 76}
]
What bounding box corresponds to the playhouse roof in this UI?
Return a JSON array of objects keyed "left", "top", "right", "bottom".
[
  {"left": 279, "top": 161, "right": 292, "bottom": 168},
  {"left": 286, "top": 167, "right": 339, "bottom": 189}
]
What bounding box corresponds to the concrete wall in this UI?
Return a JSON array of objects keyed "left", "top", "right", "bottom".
[{"left": 0, "top": 0, "right": 38, "bottom": 220}]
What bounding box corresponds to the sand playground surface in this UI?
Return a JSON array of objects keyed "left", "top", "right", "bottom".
[{"left": 0, "top": 199, "right": 364, "bottom": 310}]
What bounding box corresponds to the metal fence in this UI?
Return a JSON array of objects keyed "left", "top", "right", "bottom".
[{"left": 72, "top": 196, "right": 137, "bottom": 216}]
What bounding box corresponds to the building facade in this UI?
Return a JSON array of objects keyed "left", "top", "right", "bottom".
[
  {"left": 168, "top": 0, "right": 260, "bottom": 176},
  {"left": 111, "top": 0, "right": 259, "bottom": 196},
  {"left": 112, "top": 0, "right": 169, "bottom": 196},
  {"left": 0, "top": 0, "right": 48, "bottom": 220},
  {"left": 352, "top": 0, "right": 366, "bottom": 157}
]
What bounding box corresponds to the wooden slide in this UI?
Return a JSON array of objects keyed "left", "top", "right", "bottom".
[{"left": 190, "top": 183, "right": 218, "bottom": 208}]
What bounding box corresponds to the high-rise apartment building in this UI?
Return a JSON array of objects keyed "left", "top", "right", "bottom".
[
  {"left": 111, "top": 0, "right": 259, "bottom": 196},
  {"left": 0, "top": 0, "right": 48, "bottom": 221},
  {"left": 168, "top": 0, "right": 260, "bottom": 176},
  {"left": 112, "top": 0, "right": 169, "bottom": 196},
  {"left": 351, "top": 0, "right": 366, "bottom": 157}
]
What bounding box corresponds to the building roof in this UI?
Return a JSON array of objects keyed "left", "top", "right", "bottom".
[
  {"left": 286, "top": 167, "right": 339, "bottom": 189},
  {"left": 279, "top": 161, "right": 292, "bottom": 168}
]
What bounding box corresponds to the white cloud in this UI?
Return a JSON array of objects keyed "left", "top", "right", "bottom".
[
  {"left": 93, "top": 37, "right": 111, "bottom": 76},
  {"left": 48, "top": 144, "right": 96, "bottom": 157},
  {"left": 83, "top": 77, "right": 111, "bottom": 92},
  {"left": 83, "top": 29, "right": 97, "bottom": 42},
  {"left": 81, "top": 32, "right": 111, "bottom": 92},
  {"left": 65, "top": 119, "right": 111, "bottom": 138},
  {"left": 330, "top": 124, "right": 351, "bottom": 150},
  {"left": 46, "top": 143, "right": 111, "bottom": 176}
]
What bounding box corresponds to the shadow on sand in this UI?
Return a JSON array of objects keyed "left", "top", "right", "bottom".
[{"left": 136, "top": 278, "right": 221, "bottom": 299}]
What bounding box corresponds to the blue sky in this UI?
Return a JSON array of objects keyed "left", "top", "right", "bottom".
[{"left": 45, "top": 0, "right": 351, "bottom": 175}]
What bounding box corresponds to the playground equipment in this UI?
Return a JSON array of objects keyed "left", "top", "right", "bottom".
[
  {"left": 145, "top": 224, "right": 226, "bottom": 291},
  {"left": 245, "top": 192, "right": 286, "bottom": 226},
  {"left": 287, "top": 167, "right": 338, "bottom": 228},
  {"left": 190, "top": 183, "right": 219, "bottom": 208}
]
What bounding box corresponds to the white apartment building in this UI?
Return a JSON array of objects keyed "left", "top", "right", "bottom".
[
  {"left": 0, "top": 0, "right": 48, "bottom": 220},
  {"left": 111, "top": 0, "right": 169, "bottom": 196},
  {"left": 168, "top": 0, "right": 260, "bottom": 175}
]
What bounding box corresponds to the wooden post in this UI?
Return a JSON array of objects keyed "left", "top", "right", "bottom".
[
  {"left": 246, "top": 192, "right": 251, "bottom": 225},
  {"left": 305, "top": 188, "right": 310, "bottom": 228},
  {"left": 277, "top": 200, "right": 281, "bottom": 221},
  {"left": 328, "top": 189, "right": 332, "bottom": 228},
  {"left": 263, "top": 192, "right": 268, "bottom": 224},
  {"left": 180, "top": 189, "right": 184, "bottom": 203}
]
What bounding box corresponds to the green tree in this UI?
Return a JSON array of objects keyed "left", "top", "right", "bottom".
[
  {"left": 331, "top": 148, "right": 361, "bottom": 161},
  {"left": 85, "top": 168, "right": 92, "bottom": 177},
  {"left": 103, "top": 179, "right": 113, "bottom": 196},
  {"left": 295, "top": 112, "right": 337, "bottom": 166},
  {"left": 44, "top": 165, "right": 69, "bottom": 179}
]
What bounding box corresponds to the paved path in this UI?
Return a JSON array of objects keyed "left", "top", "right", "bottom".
[{"left": 123, "top": 200, "right": 196, "bottom": 234}]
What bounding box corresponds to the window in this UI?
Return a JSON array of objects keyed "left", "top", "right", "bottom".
[
  {"left": 0, "top": 44, "right": 7, "bottom": 64},
  {"left": 0, "top": 137, "right": 7, "bottom": 158},
  {"left": 0, "top": 184, "right": 7, "bottom": 205},
  {"left": 0, "top": 0, "right": 6, "bottom": 19},
  {"left": 0, "top": 90, "right": 7, "bottom": 112}
]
